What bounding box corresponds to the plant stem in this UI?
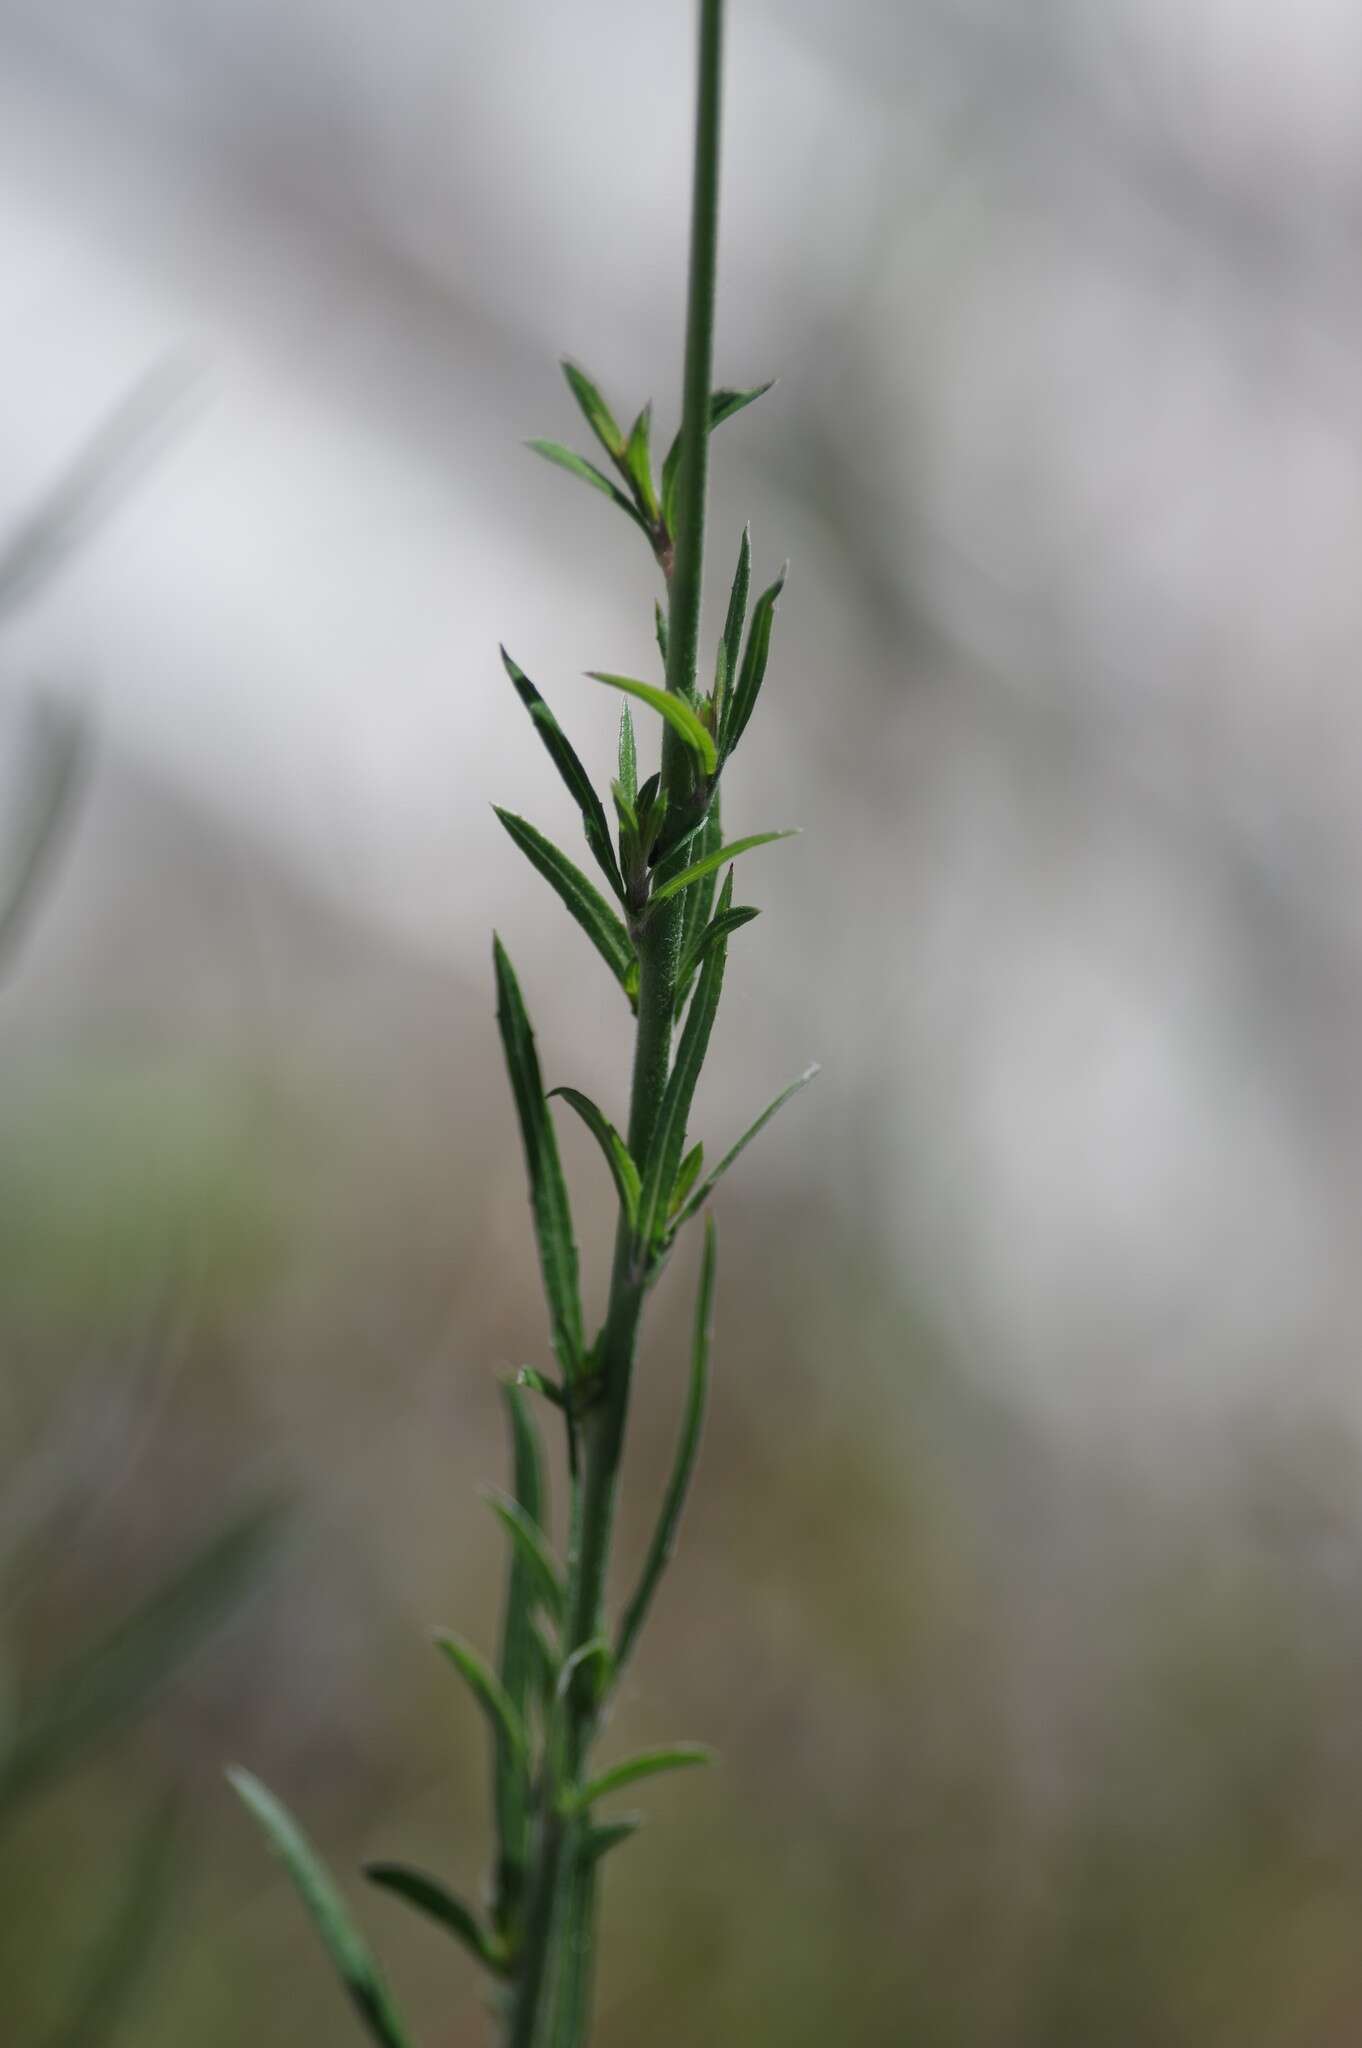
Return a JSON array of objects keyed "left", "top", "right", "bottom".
[{"left": 502, "top": 4, "right": 725, "bottom": 2041}]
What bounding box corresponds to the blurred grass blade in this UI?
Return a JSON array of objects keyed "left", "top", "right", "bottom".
[
  {"left": 485, "top": 1490, "right": 565, "bottom": 1624},
  {"left": 561, "top": 361, "right": 624, "bottom": 458},
  {"left": 526, "top": 441, "right": 650, "bottom": 538},
  {"left": 675, "top": 1065, "right": 820, "bottom": 1229},
  {"left": 434, "top": 1632, "right": 529, "bottom": 1772},
  {"left": 500, "top": 649, "right": 623, "bottom": 900},
  {"left": 676, "top": 903, "right": 758, "bottom": 1005},
  {"left": 229, "top": 1771, "right": 415, "bottom": 2048},
  {"left": 0, "top": 357, "right": 197, "bottom": 625},
  {"left": 44, "top": 1795, "right": 180, "bottom": 2048},
  {"left": 720, "top": 565, "right": 786, "bottom": 759},
  {"left": 712, "top": 525, "right": 751, "bottom": 723},
  {"left": 549, "top": 1087, "right": 641, "bottom": 1229},
  {"left": 617, "top": 706, "right": 637, "bottom": 807},
  {"left": 623, "top": 404, "right": 658, "bottom": 521},
  {"left": 364, "top": 1863, "right": 507, "bottom": 1977},
  {"left": 584, "top": 674, "right": 717, "bottom": 774},
  {"left": 582, "top": 1815, "right": 643, "bottom": 1865},
  {"left": 0, "top": 1500, "right": 282, "bottom": 1819},
  {"left": 0, "top": 701, "right": 91, "bottom": 981},
  {"left": 647, "top": 830, "right": 795, "bottom": 912},
  {"left": 493, "top": 809, "right": 635, "bottom": 995},
  {"left": 637, "top": 875, "right": 733, "bottom": 1246},
  {"left": 661, "top": 382, "right": 774, "bottom": 536},
  {"left": 616, "top": 1220, "right": 716, "bottom": 1669},
  {"left": 569, "top": 1746, "right": 715, "bottom": 1815},
  {"left": 653, "top": 601, "right": 669, "bottom": 671},
  {"left": 493, "top": 938, "right": 584, "bottom": 1381}
]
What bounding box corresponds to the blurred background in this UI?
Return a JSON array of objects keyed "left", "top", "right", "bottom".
[{"left": 4, "top": 1, "right": 1362, "bottom": 2041}]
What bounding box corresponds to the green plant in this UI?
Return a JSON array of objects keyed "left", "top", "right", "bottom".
[{"left": 231, "top": 3, "right": 813, "bottom": 2041}]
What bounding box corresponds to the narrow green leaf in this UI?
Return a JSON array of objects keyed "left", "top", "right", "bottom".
[
  {"left": 720, "top": 564, "right": 786, "bottom": 759},
  {"left": 582, "top": 1814, "right": 644, "bottom": 1865},
  {"left": 0, "top": 1501, "right": 283, "bottom": 1820},
  {"left": 499, "top": 649, "right": 623, "bottom": 901},
  {"left": 676, "top": 904, "right": 759, "bottom": 1005},
  {"left": 712, "top": 526, "right": 751, "bottom": 727},
  {"left": 485, "top": 1490, "right": 565, "bottom": 1624},
  {"left": 661, "top": 382, "right": 774, "bottom": 534},
  {"left": 616, "top": 1219, "right": 716, "bottom": 1668},
  {"left": 673, "top": 798, "right": 722, "bottom": 1019},
  {"left": 493, "top": 809, "right": 634, "bottom": 995},
  {"left": 635, "top": 782, "right": 669, "bottom": 864},
  {"left": 364, "top": 1863, "right": 507, "bottom": 1977},
  {"left": 568, "top": 1746, "right": 715, "bottom": 1815},
  {"left": 647, "top": 830, "right": 796, "bottom": 911},
  {"left": 637, "top": 873, "right": 734, "bottom": 1247},
  {"left": 228, "top": 1771, "right": 415, "bottom": 2048},
  {"left": 584, "top": 674, "right": 717, "bottom": 776},
  {"left": 654, "top": 600, "right": 669, "bottom": 671},
  {"left": 434, "top": 1632, "right": 529, "bottom": 1772},
  {"left": 43, "top": 1795, "right": 179, "bottom": 2048},
  {"left": 611, "top": 778, "right": 640, "bottom": 843},
  {"left": 549, "top": 1087, "right": 641, "bottom": 1228},
  {"left": 494, "top": 1383, "right": 543, "bottom": 1930},
  {"left": 675, "top": 1066, "right": 821, "bottom": 1229},
  {"left": 617, "top": 706, "right": 637, "bottom": 808},
  {"left": 501, "top": 1380, "right": 545, "bottom": 1528},
  {"left": 554, "top": 1636, "right": 614, "bottom": 1715},
  {"left": 527, "top": 441, "right": 649, "bottom": 537},
  {"left": 528, "top": 1618, "right": 559, "bottom": 1705},
  {"left": 561, "top": 361, "right": 624, "bottom": 458},
  {"left": 492, "top": 938, "right": 583, "bottom": 1381},
  {"left": 671, "top": 1143, "right": 705, "bottom": 1217},
  {"left": 622, "top": 404, "right": 658, "bottom": 521},
  {"left": 708, "top": 381, "right": 776, "bottom": 429},
  {"left": 515, "top": 1366, "right": 567, "bottom": 1410}
]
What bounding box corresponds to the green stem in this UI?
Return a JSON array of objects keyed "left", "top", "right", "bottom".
[{"left": 502, "top": 5, "right": 724, "bottom": 2042}]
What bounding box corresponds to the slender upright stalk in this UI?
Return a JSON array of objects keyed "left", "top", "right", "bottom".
[
  {"left": 506, "top": 8, "right": 726, "bottom": 2041},
  {"left": 229, "top": 5, "right": 811, "bottom": 2044}
]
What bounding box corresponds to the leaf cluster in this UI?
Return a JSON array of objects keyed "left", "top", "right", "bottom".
[{"left": 232, "top": 363, "right": 815, "bottom": 2046}]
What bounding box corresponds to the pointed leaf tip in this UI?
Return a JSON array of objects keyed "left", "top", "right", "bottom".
[
  {"left": 527, "top": 440, "right": 650, "bottom": 537},
  {"left": 484, "top": 1488, "right": 565, "bottom": 1623},
  {"left": 569, "top": 1744, "right": 716, "bottom": 1814},
  {"left": 229, "top": 1769, "right": 415, "bottom": 2048},
  {"left": 549, "top": 1085, "right": 642, "bottom": 1228},
  {"left": 364, "top": 1862, "right": 507, "bottom": 1977},
  {"left": 433, "top": 1632, "right": 530, "bottom": 1770},
  {"left": 492, "top": 940, "right": 583, "bottom": 1380},
  {"left": 674, "top": 1065, "right": 821, "bottom": 1231},
  {"left": 584, "top": 672, "right": 717, "bottom": 776},
  {"left": 493, "top": 808, "right": 634, "bottom": 995},
  {"left": 561, "top": 360, "right": 624, "bottom": 458},
  {"left": 647, "top": 830, "right": 797, "bottom": 911}
]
